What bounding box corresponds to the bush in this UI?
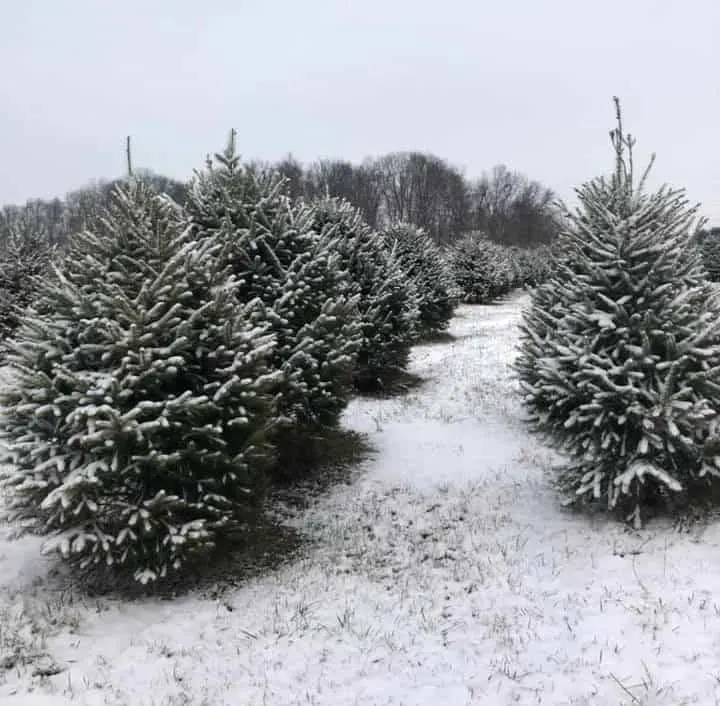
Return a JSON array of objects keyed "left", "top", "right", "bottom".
[
  {"left": 516, "top": 99, "right": 720, "bottom": 527},
  {"left": 310, "top": 198, "right": 418, "bottom": 391},
  {"left": 0, "top": 179, "right": 279, "bottom": 584},
  {"left": 382, "top": 223, "right": 454, "bottom": 338}
]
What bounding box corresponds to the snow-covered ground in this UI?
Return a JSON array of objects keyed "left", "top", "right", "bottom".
[{"left": 3, "top": 293, "right": 720, "bottom": 705}]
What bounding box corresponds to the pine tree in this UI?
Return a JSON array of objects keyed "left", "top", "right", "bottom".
[
  {"left": 0, "top": 217, "right": 54, "bottom": 351},
  {"left": 310, "top": 197, "right": 419, "bottom": 391},
  {"left": 184, "top": 133, "right": 362, "bottom": 432},
  {"left": 0, "top": 179, "right": 279, "bottom": 584},
  {"left": 516, "top": 98, "right": 720, "bottom": 527},
  {"left": 382, "top": 223, "right": 454, "bottom": 338},
  {"left": 700, "top": 229, "right": 720, "bottom": 282},
  {"left": 450, "top": 232, "right": 515, "bottom": 304},
  {"left": 514, "top": 244, "right": 554, "bottom": 287},
  {"left": 440, "top": 244, "right": 464, "bottom": 304}
]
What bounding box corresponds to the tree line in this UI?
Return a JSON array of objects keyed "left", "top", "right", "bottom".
[
  {"left": 262, "top": 153, "right": 562, "bottom": 246},
  {"left": 0, "top": 151, "right": 563, "bottom": 250}
]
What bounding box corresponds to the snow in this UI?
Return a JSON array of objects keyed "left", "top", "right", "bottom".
[{"left": 3, "top": 292, "right": 720, "bottom": 705}]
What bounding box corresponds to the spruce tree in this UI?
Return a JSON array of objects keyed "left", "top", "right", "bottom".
[
  {"left": 382, "top": 223, "right": 454, "bottom": 338},
  {"left": 0, "top": 179, "right": 279, "bottom": 584},
  {"left": 440, "top": 244, "right": 464, "bottom": 304},
  {"left": 310, "top": 197, "right": 419, "bottom": 391},
  {"left": 450, "top": 232, "right": 515, "bottom": 304},
  {"left": 516, "top": 98, "right": 720, "bottom": 527},
  {"left": 700, "top": 229, "right": 720, "bottom": 282},
  {"left": 513, "top": 244, "right": 554, "bottom": 287},
  {"left": 184, "top": 133, "right": 361, "bottom": 432},
  {"left": 0, "top": 218, "right": 54, "bottom": 350}
]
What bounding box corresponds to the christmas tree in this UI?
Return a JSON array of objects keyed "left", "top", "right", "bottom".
[
  {"left": 184, "top": 133, "right": 362, "bottom": 433},
  {"left": 516, "top": 98, "right": 720, "bottom": 527},
  {"left": 0, "top": 179, "right": 279, "bottom": 584},
  {"left": 700, "top": 229, "right": 720, "bottom": 282},
  {"left": 0, "top": 216, "right": 54, "bottom": 351},
  {"left": 449, "top": 232, "right": 515, "bottom": 304},
  {"left": 310, "top": 197, "right": 418, "bottom": 391},
  {"left": 382, "top": 223, "right": 454, "bottom": 338},
  {"left": 511, "top": 244, "right": 554, "bottom": 288}
]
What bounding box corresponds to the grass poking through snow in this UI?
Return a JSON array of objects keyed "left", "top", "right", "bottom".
[{"left": 3, "top": 292, "right": 720, "bottom": 705}]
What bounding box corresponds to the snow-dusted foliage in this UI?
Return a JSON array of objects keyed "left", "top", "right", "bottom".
[
  {"left": 511, "top": 245, "right": 554, "bottom": 287},
  {"left": 0, "top": 179, "right": 279, "bottom": 584},
  {"left": 382, "top": 223, "right": 454, "bottom": 338},
  {"left": 516, "top": 100, "right": 720, "bottom": 527},
  {"left": 700, "top": 230, "right": 720, "bottom": 282},
  {"left": 0, "top": 218, "right": 54, "bottom": 348},
  {"left": 310, "top": 197, "right": 418, "bottom": 391},
  {"left": 184, "top": 133, "right": 361, "bottom": 431},
  {"left": 449, "top": 232, "right": 515, "bottom": 304},
  {"left": 439, "top": 245, "right": 464, "bottom": 304}
]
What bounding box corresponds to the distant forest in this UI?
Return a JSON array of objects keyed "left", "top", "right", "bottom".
[{"left": 0, "top": 150, "right": 564, "bottom": 249}]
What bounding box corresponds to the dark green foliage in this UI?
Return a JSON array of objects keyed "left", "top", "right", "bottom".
[
  {"left": 511, "top": 245, "right": 554, "bottom": 287},
  {"left": 449, "top": 232, "right": 515, "bottom": 304},
  {"left": 309, "top": 197, "right": 418, "bottom": 391},
  {"left": 700, "top": 228, "right": 720, "bottom": 282},
  {"left": 0, "top": 179, "right": 279, "bottom": 584},
  {"left": 516, "top": 99, "right": 720, "bottom": 527},
  {"left": 382, "top": 223, "right": 454, "bottom": 338},
  {"left": 184, "top": 134, "right": 362, "bottom": 432},
  {"left": 0, "top": 218, "right": 54, "bottom": 349}
]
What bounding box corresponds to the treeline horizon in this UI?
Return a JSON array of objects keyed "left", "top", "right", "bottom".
[
  {"left": 3, "top": 146, "right": 715, "bottom": 250},
  {"left": 0, "top": 148, "right": 564, "bottom": 249}
]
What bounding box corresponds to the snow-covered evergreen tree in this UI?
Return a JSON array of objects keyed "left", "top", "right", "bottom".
[
  {"left": 184, "top": 133, "right": 361, "bottom": 431},
  {"left": 439, "top": 244, "right": 464, "bottom": 304},
  {"left": 507, "top": 244, "right": 555, "bottom": 289},
  {"left": 450, "top": 232, "right": 515, "bottom": 304},
  {"left": 508, "top": 247, "right": 530, "bottom": 288},
  {"left": 382, "top": 223, "right": 454, "bottom": 338},
  {"left": 517, "top": 98, "right": 720, "bottom": 527},
  {"left": 700, "top": 230, "right": 720, "bottom": 282},
  {"left": 0, "top": 218, "right": 54, "bottom": 350},
  {"left": 310, "top": 197, "right": 418, "bottom": 391},
  {"left": 0, "top": 179, "right": 279, "bottom": 584}
]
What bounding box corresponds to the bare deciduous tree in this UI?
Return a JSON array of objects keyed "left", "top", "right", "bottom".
[
  {"left": 468, "top": 165, "right": 560, "bottom": 247},
  {"left": 306, "top": 159, "right": 383, "bottom": 229},
  {"left": 374, "top": 152, "right": 470, "bottom": 243}
]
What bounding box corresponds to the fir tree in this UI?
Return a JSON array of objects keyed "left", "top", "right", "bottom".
[
  {"left": 382, "top": 223, "right": 454, "bottom": 338},
  {"left": 440, "top": 245, "right": 464, "bottom": 304},
  {"left": 700, "top": 229, "right": 720, "bottom": 282},
  {"left": 310, "top": 197, "right": 418, "bottom": 391},
  {"left": 0, "top": 179, "right": 279, "bottom": 584},
  {"left": 516, "top": 98, "right": 720, "bottom": 527},
  {"left": 184, "top": 133, "right": 362, "bottom": 432},
  {"left": 0, "top": 217, "right": 54, "bottom": 350},
  {"left": 513, "top": 244, "right": 554, "bottom": 287},
  {"left": 450, "top": 232, "right": 515, "bottom": 304}
]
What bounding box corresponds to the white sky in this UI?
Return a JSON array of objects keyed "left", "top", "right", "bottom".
[{"left": 1, "top": 0, "right": 718, "bottom": 224}]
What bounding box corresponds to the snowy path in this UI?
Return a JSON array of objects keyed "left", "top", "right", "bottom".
[{"left": 4, "top": 293, "right": 720, "bottom": 705}]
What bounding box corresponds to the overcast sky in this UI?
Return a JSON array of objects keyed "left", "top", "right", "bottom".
[{"left": 1, "top": 0, "right": 718, "bottom": 223}]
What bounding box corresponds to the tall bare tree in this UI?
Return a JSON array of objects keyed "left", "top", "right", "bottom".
[
  {"left": 468, "top": 165, "right": 560, "bottom": 247},
  {"left": 306, "top": 159, "right": 383, "bottom": 229},
  {"left": 374, "top": 152, "right": 470, "bottom": 243}
]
